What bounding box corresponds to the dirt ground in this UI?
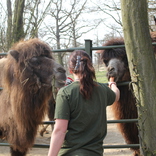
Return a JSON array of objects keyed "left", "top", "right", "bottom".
[{"left": 0, "top": 106, "right": 134, "bottom": 156}]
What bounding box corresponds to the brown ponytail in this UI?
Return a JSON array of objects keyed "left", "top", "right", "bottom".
[{"left": 69, "top": 50, "right": 97, "bottom": 99}]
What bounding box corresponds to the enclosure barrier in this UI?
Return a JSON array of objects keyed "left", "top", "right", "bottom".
[{"left": 0, "top": 41, "right": 144, "bottom": 150}]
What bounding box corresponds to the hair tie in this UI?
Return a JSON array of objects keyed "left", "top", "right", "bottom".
[{"left": 74, "top": 56, "right": 81, "bottom": 71}]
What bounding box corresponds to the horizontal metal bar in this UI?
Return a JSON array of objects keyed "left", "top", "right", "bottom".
[
  {"left": 33, "top": 144, "right": 49, "bottom": 148},
  {"left": 44, "top": 43, "right": 156, "bottom": 53},
  {"left": 103, "top": 144, "right": 140, "bottom": 149},
  {"left": 1, "top": 43, "right": 156, "bottom": 56},
  {"left": 52, "top": 47, "right": 85, "bottom": 53},
  {"left": 0, "top": 53, "right": 7, "bottom": 56},
  {"left": 0, "top": 82, "right": 131, "bottom": 91},
  {"left": 32, "top": 143, "right": 140, "bottom": 149},
  {"left": 42, "top": 121, "right": 55, "bottom": 124},
  {"left": 116, "top": 81, "right": 131, "bottom": 86},
  {"left": 152, "top": 42, "right": 156, "bottom": 45},
  {"left": 0, "top": 143, "right": 9, "bottom": 147},
  {"left": 42, "top": 119, "right": 138, "bottom": 125},
  {"left": 104, "top": 81, "right": 131, "bottom": 87},
  {"left": 92, "top": 45, "right": 125, "bottom": 50},
  {"left": 107, "top": 119, "right": 138, "bottom": 123},
  {"left": 0, "top": 143, "right": 140, "bottom": 149}
]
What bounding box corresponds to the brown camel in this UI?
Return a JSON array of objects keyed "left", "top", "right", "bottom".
[
  {"left": 0, "top": 38, "right": 66, "bottom": 156},
  {"left": 101, "top": 37, "right": 139, "bottom": 156}
]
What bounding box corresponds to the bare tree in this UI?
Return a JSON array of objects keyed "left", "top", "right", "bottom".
[
  {"left": 68, "top": 0, "right": 87, "bottom": 47},
  {"left": 24, "top": 0, "right": 52, "bottom": 38},
  {"left": 148, "top": 0, "right": 156, "bottom": 31},
  {"left": 43, "top": 0, "right": 89, "bottom": 65},
  {"left": 6, "top": 0, "right": 12, "bottom": 50},
  {"left": 0, "top": 2, "right": 7, "bottom": 52},
  {"left": 0, "top": 0, "right": 52, "bottom": 51},
  {"left": 90, "top": 0, "right": 156, "bottom": 38},
  {"left": 12, "top": 0, "right": 25, "bottom": 43},
  {"left": 89, "top": 0, "right": 123, "bottom": 37},
  {"left": 121, "top": 0, "right": 156, "bottom": 155}
]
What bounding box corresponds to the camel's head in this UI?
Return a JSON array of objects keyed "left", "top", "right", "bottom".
[
  {"left": 9, "top": 50, "right": 66, "bottom": 89},
  {"left": 8, "top": 38, "right": 66, "bottom": 91},
  {"left": 105, "top": 58, "right": 128, "bottom": 82},
  {"left": 101, "top": 38, "right": 130, "bottom": 82}
]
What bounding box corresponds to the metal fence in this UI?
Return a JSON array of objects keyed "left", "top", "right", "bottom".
[{"left": 0, "top": 40, "right": 140, "bottom": 150}]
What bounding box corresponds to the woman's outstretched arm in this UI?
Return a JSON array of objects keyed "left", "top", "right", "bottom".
[{"left": 108, "top": 77, "right": 120, "bottom": 102}]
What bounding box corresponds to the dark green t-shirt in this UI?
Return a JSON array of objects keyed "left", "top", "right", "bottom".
[{"left": 55, "top": 81, "right": 116, "bottom": 156}]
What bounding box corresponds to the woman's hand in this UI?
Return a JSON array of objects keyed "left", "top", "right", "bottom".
[
  {"left": 108, "top": 77, "right": 120, "bottom": 102},
  {"left": 108, "top": 77, "right": 116, "bottom": 88},
  {"left": 109, "top": 77, "right": 115, "bottom": 82}
]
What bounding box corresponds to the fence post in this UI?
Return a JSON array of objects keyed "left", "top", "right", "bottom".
[{"left": 85, "top": 39, "right": 92, "bottom": 58}]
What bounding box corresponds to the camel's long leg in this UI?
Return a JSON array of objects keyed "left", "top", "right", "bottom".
[
  {"left": 10, "top": 147, "right": 27, "bottom": 156},
  {"left": 40, "top": 124, "right": 50, "bottom": 136}
]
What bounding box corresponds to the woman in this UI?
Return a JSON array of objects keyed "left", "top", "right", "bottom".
[{"left": 48, "top": 50, "right": 120, "bottom": 156}]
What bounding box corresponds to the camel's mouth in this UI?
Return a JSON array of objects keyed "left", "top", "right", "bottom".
[{"left": 107, "top": 72, "right": 118, "bottom": 82}]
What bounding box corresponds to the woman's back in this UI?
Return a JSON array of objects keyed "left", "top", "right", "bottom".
[
  {"left": 55, "top": 81, "right": 115, "bottom": 155},
  {"left": 48, "top": 50, "right": 120, "bottom": 156}
]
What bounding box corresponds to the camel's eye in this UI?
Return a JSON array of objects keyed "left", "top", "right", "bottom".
[
  {"left": 104, "top": 60, "right": 109, "bottom": 66},
  {"left": 57, "top": 67, "right": 66, "bottom": 73},
  {"left": 28, "top": 57, "right": 41, "bottom": 67}
]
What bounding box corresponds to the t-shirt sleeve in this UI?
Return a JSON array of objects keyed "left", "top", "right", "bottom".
[
  {"left": 54, "top": 89, "right": 70, "bottom": 120},
  {"left": 107, "top": 87, "right": 116, "bottom": 106}
]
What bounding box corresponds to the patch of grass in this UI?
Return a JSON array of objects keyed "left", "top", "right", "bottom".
[
  {"left": 67, "top": 71, "right": 108, "bottom": 83},
  {"left": 95, "top": 71, "right": 108, "bottom": 83}
]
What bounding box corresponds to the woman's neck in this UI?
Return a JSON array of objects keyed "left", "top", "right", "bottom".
[{"left": 73, "top": 73, "right": 80, "bottom": 81}]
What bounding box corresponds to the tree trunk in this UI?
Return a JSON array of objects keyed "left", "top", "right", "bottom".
[
  {"left": 121, "top": 0, "right": 156, "bottom": 155},
  {"left": 6, "top": 0, "right": 12, "bottom": 50},
  {"left": 12, "top": 0, "right": 25, "bottom": 43}
]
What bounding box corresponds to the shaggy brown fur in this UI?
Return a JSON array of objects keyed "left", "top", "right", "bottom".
[
  {"left": 101, "top": 38, "right": 139, "bottom": 155},
  {"left": 0, "top": 38, "right": 66, "bottom": 156}
]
